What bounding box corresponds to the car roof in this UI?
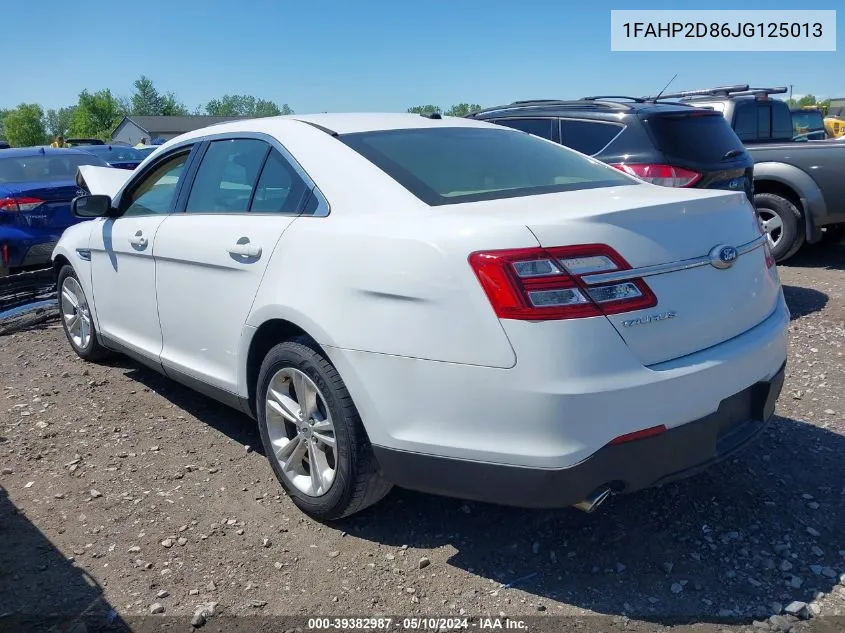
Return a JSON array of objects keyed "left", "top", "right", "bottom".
[
  {"left": 0, "top": 147, "right": 95, "bottom": 158},
  {"left": 176, "top": 112, "right": 499, "bottom": 138},
  {"left": 468, "top": 100, "right": 698, "bottom": 119}
]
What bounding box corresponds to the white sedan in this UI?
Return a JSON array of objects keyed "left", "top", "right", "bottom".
[{"left": 53, "top": 113, "right": 789, "bottom": 520}]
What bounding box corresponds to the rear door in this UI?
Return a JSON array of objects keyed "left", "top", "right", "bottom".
[{"left": 154, "top": 136, "right": 312, "bottom": 393}]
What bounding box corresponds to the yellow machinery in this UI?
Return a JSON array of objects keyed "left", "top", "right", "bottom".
[{"left": 825, "top": 99, "right": 845, "bottom": 138}]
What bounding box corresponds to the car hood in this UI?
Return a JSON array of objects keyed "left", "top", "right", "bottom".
[{"left": 77, "top": 165, "right": 133, "bottom": 199}]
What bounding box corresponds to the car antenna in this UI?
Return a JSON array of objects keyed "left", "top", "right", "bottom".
[{"left": 652, "top": 74, "right": 678, "bottom": 102}]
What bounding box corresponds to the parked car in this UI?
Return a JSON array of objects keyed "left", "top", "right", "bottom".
[
  {"left": 466, "top": 98, "right": 755, "bottom": 201},
  {"left": 65, "top": 138, "right": 105, "bottom": 147},
  {"left": 1, "top": 147, "right": 109, "bottom": 276},
  {"left": 0, "top": 140, "right": 10, "bottom": 150},
  {"left": 54, "top": 114, "right": 788, "bottom": 520},
  {"left": 657, "top": 85, "right": 845, "bottom": 261},
  {"left": 79, "top": 144, "right": 147, "bottom": 170},
  {"left": 791, "top": 107, "right": 827, "bottom": 141}
]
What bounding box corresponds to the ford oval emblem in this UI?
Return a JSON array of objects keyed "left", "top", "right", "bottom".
[{"left": 709, "top": 244, "right": 738, "bottom": 269}]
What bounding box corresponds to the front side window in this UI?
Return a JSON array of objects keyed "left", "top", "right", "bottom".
[
  {"left": 493, "top": 118, "right": 554, "bottom": 140},
  {"left": 185, "top": 139, "right": 269, "bottom": 214},
  {"left": 338, "top": 127, "right": 635, "bottom": 206},
  {"left": 122, "top": 150, "right": 190, "bottom": 217}
]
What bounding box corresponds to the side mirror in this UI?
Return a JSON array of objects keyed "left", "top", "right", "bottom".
[{"left": 72, "top": 194, "right": 112, "bottom": 218}]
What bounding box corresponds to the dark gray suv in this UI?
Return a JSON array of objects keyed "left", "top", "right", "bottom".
[{"left": 467, "top": 98, "right": 754, "bottom": 202}]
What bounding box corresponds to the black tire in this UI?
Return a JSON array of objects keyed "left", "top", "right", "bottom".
[
  {"left": 754, "top": 193, "right": 805, "bottom": 262},
  {"left": 256, "top": 336, "right": 392, "bottom": 520},
  {"left": 57, "top": 264, "right": 112, "bottom": 361}
]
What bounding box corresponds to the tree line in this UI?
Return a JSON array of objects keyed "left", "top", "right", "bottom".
[
  {"left": 785, "top": 95, "right": 832, "bottom": 114},
  {"left": 0, "top": 76, "right": 294, "bottom": 147}
]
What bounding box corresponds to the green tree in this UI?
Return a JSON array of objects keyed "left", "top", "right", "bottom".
[
  {"left": 0, "top": 108, "right": 11, "bottom": 139},
  {"left": 71, "top": 89, "right": 126, "bottom": 140},
  {"left": 45, "top": 106, "right": 77, "bottom": 138},
  {"left": 129, "top": 75, "right": 188, "bottom": 116},
  {"left": 797, "top": 94, "right": 818, "bottom": 108},
  {"left": 205, "top": 94, "right": 292, "bottom": 117},
  {"left": 444, "top": 103, "right": 482, "bottom": 117},
  {"left": 3, "top": 103, "right": 47, "bottom": 147},
  {"left": 407, "top": 104, "right": 441, "bottom": 115}
]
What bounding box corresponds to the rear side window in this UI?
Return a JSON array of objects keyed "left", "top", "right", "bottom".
[
  {"left": 338, "top": 127, "right": 635, "bottom": 206},
  {"left": 559, "top": 120, "right": 623, "bottom": 155},
  {"left": 249, "top": 150, "right": 308, "bottom": 214},
  {"left": 645, "top": 112, "right": 747, "bottom": 164},
  {"left": 492, "top": 118, "right": 554, "bottom": 140},
  {"left": 186, "top": 139, "right": 269, "bottom": 214}
]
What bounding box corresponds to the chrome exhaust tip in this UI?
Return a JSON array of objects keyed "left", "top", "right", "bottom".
[{"left": 573, "top": 487, "right": 612, "bottom": 513}]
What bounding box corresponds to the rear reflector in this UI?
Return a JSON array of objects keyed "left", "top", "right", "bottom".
[
  {"left": 469, "top": 244, "right": 657, "bottom": 321},
  {"left": 0, "top": 197, "right": 44, "bottom": 212},
  {"left": 611, "top": 163, "right": 701, "bottom": 188},
  {"left": 609, "top": 424, "right": 667, "bottom": 445},
  {"left": 1, "top": 243, "right": 8, "bottom": 267}
]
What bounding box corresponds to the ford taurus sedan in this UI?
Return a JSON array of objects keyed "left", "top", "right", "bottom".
[{"left": 53, "top": 113, "right": 788, "bottom": 520}]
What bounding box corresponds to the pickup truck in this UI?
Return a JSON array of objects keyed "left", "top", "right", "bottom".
[{"left": 656, "top": 85, "right": 845, "bottom": 261}]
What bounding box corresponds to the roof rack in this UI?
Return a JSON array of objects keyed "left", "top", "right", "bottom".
[
  {"left": 467, "top": 99, "right": 637, "bottom": 117},
  {"left": 650, "top": 84, "right": 788, "bottom": 101},
  {"left": 582, "top": 95, "right": 646, "bottom": 103}
]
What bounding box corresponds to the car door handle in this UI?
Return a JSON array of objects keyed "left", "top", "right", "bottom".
[
  {"left": 227, "top": 243, "right": 262, "bottom": 258},
  {"left": 129, "top": 232, "right": 148, "bottom": 249}
]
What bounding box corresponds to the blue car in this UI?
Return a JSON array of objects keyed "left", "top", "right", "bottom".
[
  {"left": 1, "top": 147, "right": 109, "bottom": 276},
  {"left": 79, "top": 144, "right": 148, "bottom": 170}
]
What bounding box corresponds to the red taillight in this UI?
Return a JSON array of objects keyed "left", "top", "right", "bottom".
[
  {"left": 611, "top": 163, "right": 701, "bottom": 188},
  {"left": 0, "top": 197, "right": 43, "bottom": 212},
  {"left": 468, "top": 244, "right": 657, "bottom": 321},
  {"left": 609, "top": 424, "right": 667, "bottom": 445}
]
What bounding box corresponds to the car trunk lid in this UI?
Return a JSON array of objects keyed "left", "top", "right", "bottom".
[{"left": 453, "top": 185, "right": 780, "bottom": 366}]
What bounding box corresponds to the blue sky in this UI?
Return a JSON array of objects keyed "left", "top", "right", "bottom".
[{"left": 4, "top": 1, "right": 841, "bottom": 113}]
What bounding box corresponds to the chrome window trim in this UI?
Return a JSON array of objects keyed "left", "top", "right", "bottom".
[{"left": 155, "top": 131, "right": 330, "bottom": 218}]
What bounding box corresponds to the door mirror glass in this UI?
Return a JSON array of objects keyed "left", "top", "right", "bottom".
[{"left": 72, "top": 194, "right": 112, "bottom": 218}]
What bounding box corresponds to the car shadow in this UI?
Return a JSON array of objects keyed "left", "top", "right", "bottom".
[
  {"left": 113, "top": 355, "right": 844, "bottom": 626},
  {"left": 0, "top": 486, "right": 131, "bottom": 632},
  {"left": 339, "top": 415, "right": 844, "bottom": 625},
  {"left": 782, "top": 285, "right": 828, "bottom": 319},
  {"left": 783, "top": 233, "right": 845, "bottom": 271}
]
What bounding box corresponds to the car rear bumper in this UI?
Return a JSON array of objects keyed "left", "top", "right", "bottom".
[{"left": 372, "top": 361, "right": 785, "bottom": 508}]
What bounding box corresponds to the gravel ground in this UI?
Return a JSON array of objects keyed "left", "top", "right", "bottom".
[{"left": 1, "top": 237, "right": 844, "bottom": 633}]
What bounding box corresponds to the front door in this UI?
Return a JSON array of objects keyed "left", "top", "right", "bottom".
[
  {"left": 154, "top": 138, "right": 310, "bottom": 392},
  {"left": 88, "top": 148, "right": 194, "bottom": 360}
]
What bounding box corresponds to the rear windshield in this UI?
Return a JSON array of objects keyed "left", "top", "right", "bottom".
[
  {"left": 644, "top": 112, "right": 747, "bottom": 164},
  {"left": 338, "top": 127, "right": 636, "bottom": 206},
  {"left": 85, "top": 146, "right": 145, "bottom": 162},
  {"left": 0, "top": 154, "right": 107, "bottom": 184}
]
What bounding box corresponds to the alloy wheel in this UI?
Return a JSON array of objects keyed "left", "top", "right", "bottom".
[
  {"left": 757, "top": 209, "right": 783, "bottom": 250},
  {"left": 265, "top": 368, "right": 337, "bottom": 497},
  {"left": 61, "top": 277, "right": 92, "bottom": 350}
]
